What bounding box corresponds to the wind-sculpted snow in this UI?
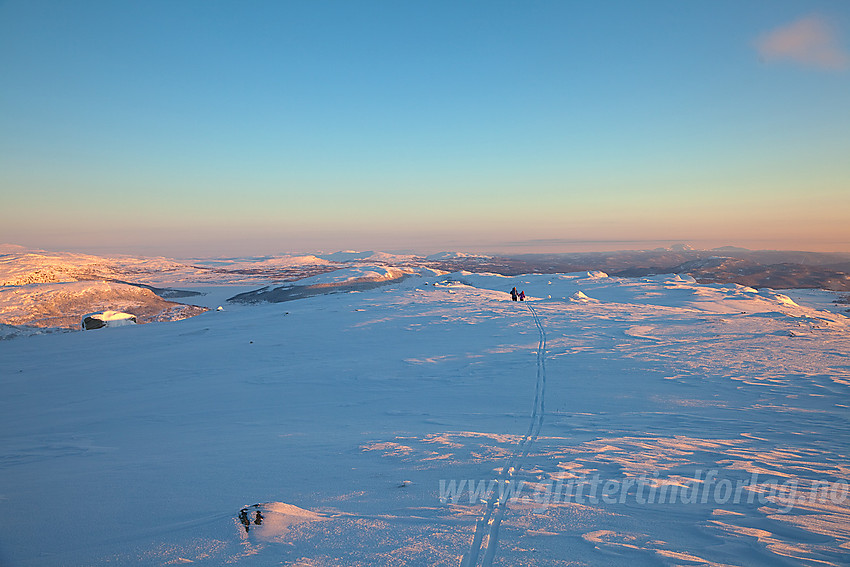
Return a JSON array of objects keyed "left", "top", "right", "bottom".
[{"left": 1, "top": 270, "right": 849, "bottom": 565}]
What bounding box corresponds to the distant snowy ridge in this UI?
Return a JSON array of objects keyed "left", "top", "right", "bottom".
[
  {"left": 311, "top": 250, "right": 419, "bottom": 263},
  {"left": 425, "top": 251, "right": 491, "bottom": 261},
  {"left": 228, "top": 266, "right": 439, "bottom": 303},
  {"left": 315, "top": 250, "right": 376, "bottom": 262},
  {"left": 0, "top": 243, "right": 36, "bottom": 254},
  {"left": 0, "top": 248, "right": 344, "bottom": 286},
  {"left": 0, "top": 250, "right": 200, "bottom": 286},
  {"left": 295, "top": 265, "right": 415, "bottom": 287},
  {"left": 206, "top": 255, "right": 333, "bottom": 269}
]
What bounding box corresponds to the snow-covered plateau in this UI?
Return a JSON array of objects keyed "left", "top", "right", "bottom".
[{"left": 1, "top": 250, "right": 849, "bottom": 566}]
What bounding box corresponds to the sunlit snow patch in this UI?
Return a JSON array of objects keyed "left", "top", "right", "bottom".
[
  {"left": 759, "top": 290, "right": 799, "bottom": 306},
  {"left": 236, "top": 502, "right": 327, "bottom": 542},
  {"left": 570, "top": 291, "right": 597, "bottom": 302}
]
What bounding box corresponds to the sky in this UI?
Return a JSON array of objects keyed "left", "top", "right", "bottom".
[{"left": 1, "top": 0, "right": 849, "bottom": 257}]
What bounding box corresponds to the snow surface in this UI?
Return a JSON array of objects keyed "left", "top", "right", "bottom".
[
  {"left": 779, "top": 288, "right": 850, "bottom": 316},
  {"left": 1, "top": 270, "right": 849, "bottom": 565}
]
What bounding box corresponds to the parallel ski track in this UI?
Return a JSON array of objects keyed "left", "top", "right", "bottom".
[{"left": 461, "top": 302, "right": 547, "bottom": 567}]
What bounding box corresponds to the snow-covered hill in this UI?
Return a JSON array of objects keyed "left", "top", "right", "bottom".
[
  {"left": 1, "top": 266, "right": 848, "bottom": 566},
  {"left": 0, "top": 281, "right": 207, "bottom": 330},
  {"left": 0, "top": 248, "right": 199, "bottom": 286},
  {"left": 425, "top": 251, "right": 492, "bottom": 261}
]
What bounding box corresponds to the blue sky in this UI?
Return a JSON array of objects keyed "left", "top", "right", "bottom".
[{"left": 1, "top": 0, "right": 848, "bottom": 256}]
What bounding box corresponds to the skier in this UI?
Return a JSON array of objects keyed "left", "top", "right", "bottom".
[
  {"left": 239, "top": 509, "right": 251, "bottom": 532},
  {"left": 519, "top": 290, "right": 525, "bottom": 301},
  {"left": 510, "top": 287, "right": 518, "bottom": 301}
]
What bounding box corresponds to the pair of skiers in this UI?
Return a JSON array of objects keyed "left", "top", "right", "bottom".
[{"left": 510, "top": 287, "right": 525, "bottom": 301}]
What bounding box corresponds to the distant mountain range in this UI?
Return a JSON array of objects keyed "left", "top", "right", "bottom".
[{"left": 426, "top": 248, "right": 850, "bottom": 291}]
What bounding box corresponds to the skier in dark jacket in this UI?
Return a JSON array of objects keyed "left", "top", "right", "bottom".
[
  {"left": 510, "top": 287, "right": 518, "bottom": 301},
  {"left": 519, "top": 290, "right": 525, "bottom": 301}
]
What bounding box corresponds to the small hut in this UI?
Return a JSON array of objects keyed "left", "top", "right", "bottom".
[{"left": 81, "top": 310, "right": 137, "bottom": 330}]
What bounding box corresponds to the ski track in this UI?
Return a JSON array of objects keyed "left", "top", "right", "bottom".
[{"left": 461, "top": 302, "right": 547, "bottom": 567}]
